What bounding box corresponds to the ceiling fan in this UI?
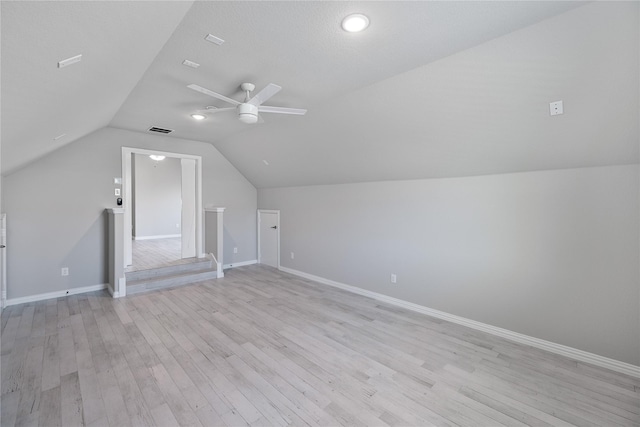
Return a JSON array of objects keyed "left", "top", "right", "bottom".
[{"left": 187, "top": 82, "right": 307, "bottom": 124}]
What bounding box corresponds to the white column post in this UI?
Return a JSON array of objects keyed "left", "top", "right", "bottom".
[
  {"left": 204, "top": 207, "right": 225, "bottom": 278},
  {"left": 107, "top": 208, "right": 126, "bottom": 297}
]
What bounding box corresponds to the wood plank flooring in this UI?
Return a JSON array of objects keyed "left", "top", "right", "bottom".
[
  {"left": 127, "top": 238, "right": 193, "bottom": 273},
  {"left": 2, "top": 265, "right": 639, "bottom": 426}
]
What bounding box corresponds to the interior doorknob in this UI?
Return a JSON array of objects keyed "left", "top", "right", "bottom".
[{"left": 271, "top": 226, "right": 277, "bottom": 229}]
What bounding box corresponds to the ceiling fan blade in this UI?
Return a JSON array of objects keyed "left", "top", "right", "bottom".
[
  {"left": 258, "top": 105, "right": 307, "bottom": 115},
  {"left": 205, "top": 107, "right": 236, "bottom": 113},
  {"left": 248, "top": 83, "right": 282, "bottom": 106},
  {"left": 187, "top": 84, "right": 240, "bottom": 106}
]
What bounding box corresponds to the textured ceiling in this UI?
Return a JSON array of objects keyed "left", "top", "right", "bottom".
[
  {"left": 0, "top": 1, "right": 193, "bottom": 174},
  {"left": 2, "top": 1, "right": 638, "bottom": 187},
  {"left": 217, "top": 2, "right": 640, "bottom": 187}
]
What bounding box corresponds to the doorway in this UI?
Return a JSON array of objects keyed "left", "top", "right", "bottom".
[
  {"left": 258, "top": 210, "right": 280, "bottom": 268},
  {"left": 122, "top": 147, "right": 203, "bottom": 268}
]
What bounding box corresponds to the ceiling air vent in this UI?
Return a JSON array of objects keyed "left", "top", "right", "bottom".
[{"left": 148, "top": 126, "right": 173, "bottom": 134}]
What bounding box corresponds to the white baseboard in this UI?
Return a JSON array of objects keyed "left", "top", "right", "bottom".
[
  {"left": 278, "top": 266, "right": 640, "bottom": 379},
  {"left": 223, "top": 260, "right": 257, "bottom": 270},
  {"left": 6, "top": 283, "right": 108, "bottom": 306},
  {"left": 134, "top": 234, "right": 181, "bottom": 241},
  {"left": 107, "top": 283, "right": 123, "bottom": 299}
]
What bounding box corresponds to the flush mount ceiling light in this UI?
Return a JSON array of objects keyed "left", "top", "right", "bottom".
[
  {"left": 191, "top": 114, "right": 206, "bottom": 120},
  {"left": 341, "top": 14, "right": 369, "bottom": 32},
  {"left": 149, "top": 155, "right": 166, "bottom": 161}
]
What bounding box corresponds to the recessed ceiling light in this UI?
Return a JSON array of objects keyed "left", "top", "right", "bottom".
[
  {"left": 182, "top": 59, "right": 200, "bottom": 69},
  {"left": 341, "top": 14, "right": 369, "bottom": 33},
  {"left": 191, "top": 114, "right": 206, "bottom": 120},
  {"left": 149, "top": 155, "right": 166, "bottom": 161}
]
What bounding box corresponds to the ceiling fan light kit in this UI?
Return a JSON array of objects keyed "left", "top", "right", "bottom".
[{"left": 237, "top": 103, "right": 259, "bottom": 124}]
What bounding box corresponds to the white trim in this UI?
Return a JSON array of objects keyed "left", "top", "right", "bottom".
[
  {"left": 204, "top": 207, "right": 226, "bottom": 213},
  {"left": 107, "top": 278, "right": 125, "bottom": 299},
  {"left": 208, "top": 253, "right": 224, "bottom": 278},
  {"left": 123, "top": 150, "right": 133, "bottom": 265},
  {"left": 107, "top": 284, "right": 121, "bottom": 298},
  {"left": 122, "top": 147, "right": 204, "bottom": 267},
  {"left": 223, "top": 260, "right": 257, "bottom": 270},
  {"left": 117, "top": 277, "right": 126, "bottom": 298},
  {"left": 278, "top": 266, "right": 640, "bottom": 379},
  {"left": 6, "top": 284, "right": 108, "bottom": 306},
  {"left": 134, "top": 234, "right": 181, "bottom": 241}
]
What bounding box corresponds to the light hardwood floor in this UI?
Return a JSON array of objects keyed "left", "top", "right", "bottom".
[
  {"left": 2, "top": 265, "right": 639, "bottom": 426},
  {"left": 128, "top": 238, "right": 191, "bottom": 273}
]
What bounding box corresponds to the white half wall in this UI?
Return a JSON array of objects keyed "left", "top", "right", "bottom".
[
  {"left": 3, "top": 126, "right": 257, "bottom": 300},
  {"left": 258, "top": 165, "right": 640, "bottom": 366}
]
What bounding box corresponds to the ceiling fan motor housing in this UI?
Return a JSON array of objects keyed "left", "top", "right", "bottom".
[{"left": 237, "top": 103, "right": 259, "bottom": 124}]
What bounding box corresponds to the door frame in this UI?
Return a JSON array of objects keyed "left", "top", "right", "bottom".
[
  {"left": 257, "top": 209, "right": 280, "bottom": 268},
  {"left": 122, "top": 147, "right": 204, "bottom": 267},
  {"left": 180, "top": 158, "right": 197, "bottom": 259}
]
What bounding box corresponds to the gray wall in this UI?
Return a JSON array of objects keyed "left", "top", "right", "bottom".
[
  {"left": 133, "top": 154, "right": 181, "bottom": 238},
  {"left": 3, "top": 126, "right": 257, "bottom": 299},
  {"left": 258, "top": 165, "right": 640, "bottom": 366}
]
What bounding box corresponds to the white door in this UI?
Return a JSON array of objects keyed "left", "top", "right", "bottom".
[
  {"left": 258, "top": 210, "right": 279, "bottom": 268},
  {"left": 181, "top": 159, "right": 196, "bottom": 259},
  {"left": 1, "top": 214, "right": 6, "bottom": 309}
]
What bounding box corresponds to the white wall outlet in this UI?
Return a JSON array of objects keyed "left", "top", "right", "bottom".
[
  {"left": 549, "top": 100, "right": 563, "bottom": 116},
  {"left": 233, "top": 247, "right": 238, "bottom": 254},
  {"left": 114, "top": 177, "right": 122, "bottom": 184},
  {"left": 61, "top": 267, "right": 69, "bottom": 276},
  {"left": 290, "top": 252, "right": 295, "bottom": 259},
  {"left": 114, "top": 188, "right": 121, "bottom": 196},
  {"left": 390, "top": 274, "right": 397, "bottom": 284}
]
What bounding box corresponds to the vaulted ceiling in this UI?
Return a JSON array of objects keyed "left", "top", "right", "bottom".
[{"left": 2, "top": 1, "right": 638, "bottom": 187}]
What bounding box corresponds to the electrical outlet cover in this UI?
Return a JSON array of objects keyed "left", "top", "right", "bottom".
[{"left": 549, "top": 100, "right": 563, "bottom": 116}]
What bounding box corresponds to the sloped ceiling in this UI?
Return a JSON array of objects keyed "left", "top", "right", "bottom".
[
  {"left": 1, "top": 1, "right": 193, "bottom": 175},
  {"left": 3, "top": 1, "right": 638, "bottom": 187}
]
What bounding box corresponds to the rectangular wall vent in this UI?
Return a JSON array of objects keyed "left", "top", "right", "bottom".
[
  {"left": 205, "top": 34, "right": 225, "bottom": 45},
  {"left": 148, "top": 127, "right": 173, "bottom": 134}
]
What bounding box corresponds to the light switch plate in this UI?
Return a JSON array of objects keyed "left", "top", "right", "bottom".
[
  {"left": 114, "top": 177, "right": 122, "bottom": 184},
  {"left": 115, "top": 188, "right": 121, "bottom": 196}
]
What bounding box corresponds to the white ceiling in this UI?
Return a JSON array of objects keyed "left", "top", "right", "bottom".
[
  {"left": 1, "top": 1, "right": 193, "bottom": 175},
  {"left": 2, "top": 1, "right": 638, "bottom": 187}
]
